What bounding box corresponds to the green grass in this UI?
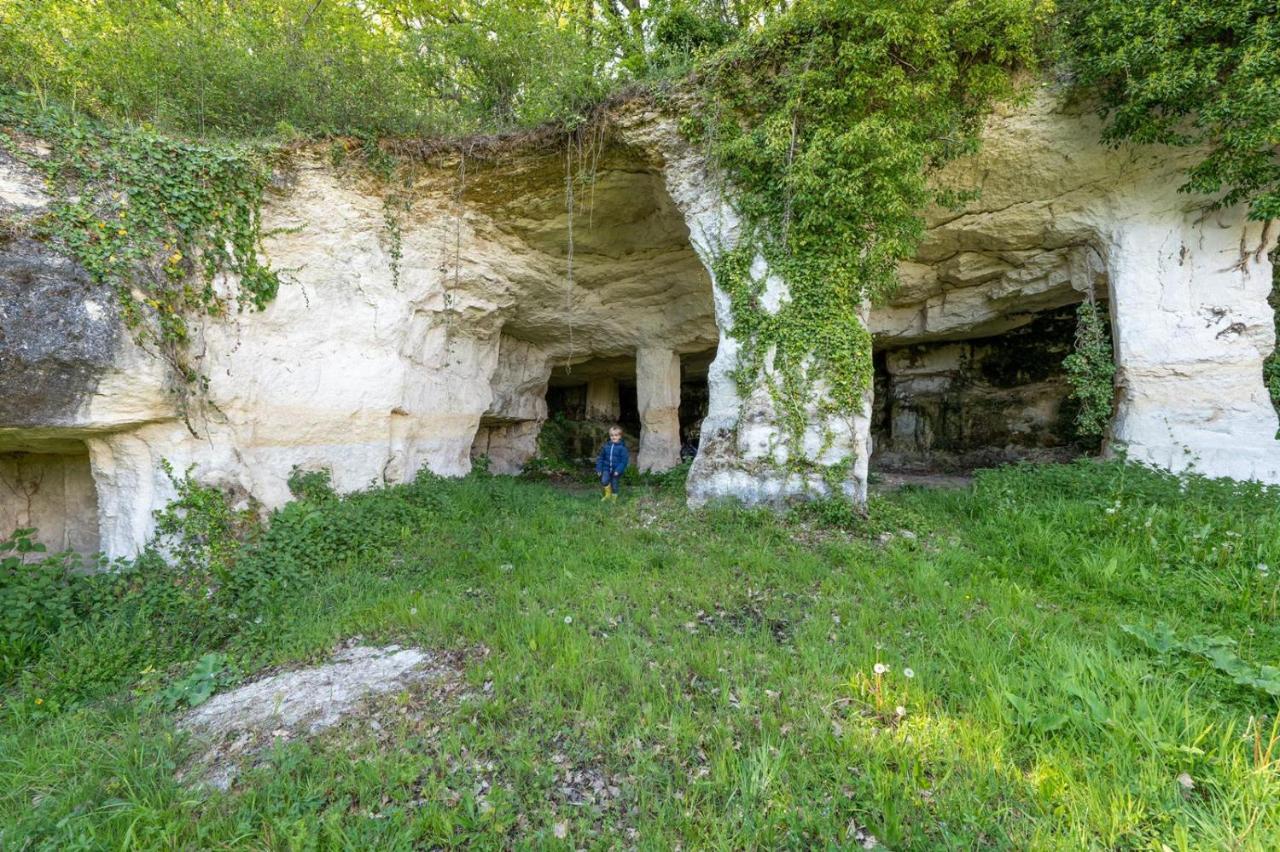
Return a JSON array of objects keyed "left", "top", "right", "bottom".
[{"left": 3, "top": 461, "right": 1280, "bottom": 848}]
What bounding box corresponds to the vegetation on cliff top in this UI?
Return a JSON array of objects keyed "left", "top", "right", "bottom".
[{"left": 2, "top": 1, "right": 1276, "bottom": 434}]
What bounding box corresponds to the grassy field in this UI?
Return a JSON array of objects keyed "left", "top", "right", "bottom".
[{"left": 2, "top": 460, "right": 1280, "bottom": 849}]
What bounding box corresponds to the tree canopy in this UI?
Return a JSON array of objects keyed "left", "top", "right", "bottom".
[
  {"left": 1057, "top": 0, "right": 1280, "bottom": 221},
  {"left": 0, "top": 0, "right": 783, "bottom": 138}
]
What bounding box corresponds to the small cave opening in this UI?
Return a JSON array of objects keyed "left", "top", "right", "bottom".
[
  {"left": 871, "top": 303, "right": 1110, "bottom": 474},
  {"left": 536, "top": 347, "right": 716, "bottom": 470},
  {"left": 0, "top": 440, "right": 100, "bottom": 555}
]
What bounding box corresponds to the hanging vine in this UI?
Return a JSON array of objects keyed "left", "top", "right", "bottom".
[
  {"left": 687, "top": 0, "right": 1049, "bottom": 458},
  {"left": 0, "top": 90, "right": 280, "bottom": 427},
  {"left": 1265, "top": 255, "right": 1280, "bottom": 416},
  {"left": 1063, "top": 296, "right": 1117, "bottom": 440},
  {"left": 562, "top": 135, "right": 577, "bottom": 375}
]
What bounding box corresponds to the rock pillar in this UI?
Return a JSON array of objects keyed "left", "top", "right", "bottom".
[
  {"left": 636, "top": 347, "right": 682, "bottom": 472},
  {"left": 615, "top": 110, "right": 870, "bottom": 505},
  {"left": 585, "top": 378, "right": 621, "bottom": 422},
  {"left": 1106, "top": 209, "right": 1280, "bottom": 483},
  {"left": 86, "top": 431, "right": 164, "bottom": 558}
]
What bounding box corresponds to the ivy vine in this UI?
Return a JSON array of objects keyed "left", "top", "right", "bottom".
[
  {"left": 1062, "top": 298, "right": 1116, "bottom": 440},
  {"left": 0, "top": 90, "right": 280, "bottom": 421},
  {"left": 1265, "top": 257, "right": 1280, "bottom": 416},
  {"left": 688, "top": 0, "right": 1048, "bottom": 458}
]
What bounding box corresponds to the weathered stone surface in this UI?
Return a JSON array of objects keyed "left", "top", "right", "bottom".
[
  {"left": 0, "top": 89, "right": 1277, "bottom": 557},
  {"left": 179, "top": 644, "right": 466, "bottom": 790},
  {"left": 0, "top": 236, "right": 120, "bottom": 428},
  {"left": 636, "top": 346, "right": 681, "bottom": 472},
  {"left": 873, "top": 307, "right": 1085, "bottom": 472},
  {"left": 872, "top": 90, "right": 1278, "bottom": 484},
  {"left": 584, "top": 378, "right": 620, "bottom": 421},
  {"left": 0, "top": 450, "right": 99, "bottom": 553}
]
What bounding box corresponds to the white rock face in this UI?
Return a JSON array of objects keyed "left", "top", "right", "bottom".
[
  {"left": 1, "top": 89, "right": 1277, "bottom": 557},
  {"left": 884, "top": 90, "right": 1279, "bottom": 481},
  {"left": 615, "top": 104, "right": 872, "bottom": 505},
  {"left": 179, "top": 645, "right": 463, "bottom": 789},
  {"left": 635, "top": 346, "right": 681, "bottom": 472},
  {"left": 1105, "top": 212, "right": 1279, "bottom": 480}
]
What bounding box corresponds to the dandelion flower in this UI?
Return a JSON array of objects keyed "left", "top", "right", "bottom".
[
  {"left": 873, "top": 663, "right": 888, "bottom": 675},
  {"left": 35, "top": 698, "right": 43, "bottom": 705},
  {"left": 903, "top": 668, "right": 915, "bottom": 679},
  {"left": 564, "top": 615, "right": 573, "bottom": 625}
]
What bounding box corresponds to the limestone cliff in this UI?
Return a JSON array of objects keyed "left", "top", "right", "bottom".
[{"left": 1, "top": 91, "right": 1277, "bottom": 557}]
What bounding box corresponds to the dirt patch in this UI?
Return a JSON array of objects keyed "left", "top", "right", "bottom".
[{"left": 178, "top": 643, "right": 472, "bottom": 790}]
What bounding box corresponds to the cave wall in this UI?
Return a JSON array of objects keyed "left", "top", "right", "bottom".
[
  {"left": 0, "top": 450, "right": 99, "bottom": 555},
  {"left": 872, "top": 307, "right": 1090, "bottom": 472}
]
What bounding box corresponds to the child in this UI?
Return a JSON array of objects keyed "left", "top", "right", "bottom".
[{"left": 595, "top": 425, "right": 629, "bottom": 501}]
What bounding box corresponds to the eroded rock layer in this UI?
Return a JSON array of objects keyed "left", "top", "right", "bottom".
[{"left": 1, "top": 91, "right": 1277, "bottom": 556}]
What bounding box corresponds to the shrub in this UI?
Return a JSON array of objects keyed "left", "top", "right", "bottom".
[
  {"left": 0, "top": 529, "right": 80, "bottom": 683},
  {"left": 1063, "top": 299, "right": 1116, "bottom": 440}
]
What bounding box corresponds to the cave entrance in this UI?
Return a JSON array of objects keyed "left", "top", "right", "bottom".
[
  {"left": 539, "top": 347, "right": 715, "bottom": 471},
  {"left": 0, "top": 440, "right": 100, "bottom": 555},
  {"left": 871, "top": 303, "right": 1108, "bottom": 474}
]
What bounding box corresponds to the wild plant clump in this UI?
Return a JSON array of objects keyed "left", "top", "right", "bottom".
[
  {"left": 689, "top": 0, "right": 1048, "bottom": 456},
  {"left": 1063, "top": 298, "right": 1116, "bottom": 440},
  {"left": 1, "top": 465, "right": 443, "bottom": 720}
]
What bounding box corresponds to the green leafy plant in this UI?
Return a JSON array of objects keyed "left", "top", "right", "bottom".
[
  {"left": 692, "top": 0, "right": 1047, "bottom": 457},
  {"left": 154, "top": 652, "right": 228, "bottom": 712},
  {"left": 286, "top": 466, "right": 337, "bottom": 504},
  {"left": 1058, "top": 0, "right": 1280, "bottom": 221},
  {"left": 152, "top": 460, "right": 261, "bottom": 581},
  {"left": 1122, "top": 621, "right": 1280, "bottom": 699},
  {"left": 1062, "top": 298, "right": 1116, "bottom": 440},
  {"left": 1266, "top": 260, "right": 1279, "bottom": 415},
  {"left": 0, "top": 529, "right": 77, "bottom": 680}
]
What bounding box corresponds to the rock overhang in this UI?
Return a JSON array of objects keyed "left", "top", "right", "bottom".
[{"left": 0, "top": 87, "right": 1276, "bottom": 556}]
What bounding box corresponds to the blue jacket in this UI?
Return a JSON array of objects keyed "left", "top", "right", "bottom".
[{"left": 595, "top": 439, "right": 629, "bottom": 476}]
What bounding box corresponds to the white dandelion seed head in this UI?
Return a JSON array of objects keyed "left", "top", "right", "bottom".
[
  {"left": 409, "top": 607, "right": 418, "bottom": 616},
  {"left": 903, "top": 668, "right": 915, "bottom": 679},
  {"left": 895, "top": 706, "right": 906, "bottom": 717},
  {"left": 874, "top": 663, "right": 888, "bottom": 675},
  {"left": 564, "top": 615, "right": 573, "bottom": 625}
]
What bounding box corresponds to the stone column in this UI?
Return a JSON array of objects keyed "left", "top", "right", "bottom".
[
  {"left": 584, "top": 378, "right": 621, "bottom": 421},
  {"left": 636, "top": 347, "right": 682, "bottom": 472},
  {"left": 1106, "top": 209, "right": 1280, "bottom": 483},
  {"left": 86, "top": 430, "right": 163, "bottom": 559},
  {"left": 615, "top": 111, "right": 871, "bottom": 506}
]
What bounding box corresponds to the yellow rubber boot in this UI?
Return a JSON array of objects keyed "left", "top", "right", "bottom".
[{"left": 601, "top": 484, "right": 612, "bottom": 501}]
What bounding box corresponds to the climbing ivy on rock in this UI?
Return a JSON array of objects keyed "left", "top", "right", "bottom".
[
  {"left": 690, "top": 0, "right": 1048, "bottom": 455},
  {"left": 0, "top": 90, "right": 280, "bottom": 413},
  {"left": 1057, "top": 0, "right": 1280, "bottom": 221},
  {"left": 1063, "top": 299, "right": 1116, "bottom": 440},
  {"left": 1266, "top": 257, "right": 1280, "bottom": 416}
]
